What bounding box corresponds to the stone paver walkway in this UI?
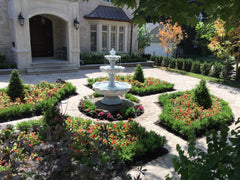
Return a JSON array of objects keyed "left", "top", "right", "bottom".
[{"left": 0, "top": 67, "right": 239, "bottom": 179}]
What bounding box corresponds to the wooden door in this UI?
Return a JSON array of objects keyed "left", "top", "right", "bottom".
[{"left": 30, "top": 16, "right": 53, "bottom": 57}]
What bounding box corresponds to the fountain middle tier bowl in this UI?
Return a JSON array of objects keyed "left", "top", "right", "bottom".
[
  {"left": 93, "top": 81, "right": 131, "bottom": 97},
  {"left": 104, "top": 55, "right": 121, "bottom": 61},
  {"left": 100, "top": 65, "right": 125, "bottom": 74}
]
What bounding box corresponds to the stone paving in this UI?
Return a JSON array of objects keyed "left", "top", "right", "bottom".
[{"left": 0, "top": 67, "right": 239, "bottom": 179}]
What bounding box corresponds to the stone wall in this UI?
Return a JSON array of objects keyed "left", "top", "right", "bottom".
[
  {"left": 78, "top": 0, "right": 138, "bottom": 53},
  {"left": 0, "top": 0, "right": 13, "bottom": 62}
]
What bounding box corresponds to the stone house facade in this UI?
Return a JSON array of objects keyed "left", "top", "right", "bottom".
[{"left": 0, "top": 0, "right": 137, "bottom": 72}]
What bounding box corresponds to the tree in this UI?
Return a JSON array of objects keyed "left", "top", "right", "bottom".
[
  {"left": 195, "top": 21, "right": 216, "bottom": 55},
  {"left": 156, "top": 19, "right": 187, "bottom": 59},
  {"left": 137, "top": 24, "right": 153, "bottom": 56},
  {"left": 208, "top": 19, "right": 239, "bottom": 80},
  {"left": 111, "top": 0, "right": 240, "bottom": 31}
]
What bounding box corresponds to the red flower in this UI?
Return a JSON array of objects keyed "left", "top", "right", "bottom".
[
  {"left": 0, "top": 160, "right": 5, "bottom": 165},
  {"left": 29, "top": 143, "right": 33, "bottom": 147}
]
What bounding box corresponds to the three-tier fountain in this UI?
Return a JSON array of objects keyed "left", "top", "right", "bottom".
[{"left": 93, "top": 49, "right": 131, "bottom": 105}]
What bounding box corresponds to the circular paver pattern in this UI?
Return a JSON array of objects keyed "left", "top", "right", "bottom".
[{"left": 0, "top": 67, "right": 239, "bottom": 179}]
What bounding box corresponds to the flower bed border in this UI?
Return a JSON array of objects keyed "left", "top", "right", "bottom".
[
  {"left": 0, "top": 82, "right": 76, "bottom": 122},
  {"left": 78, "top": 94, "right": 144, "bottom": 121},
  {"left": 158, "top": 90, "right": 234, "bottom": 139}
]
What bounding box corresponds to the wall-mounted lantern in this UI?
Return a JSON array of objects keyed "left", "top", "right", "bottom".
[
  {"left": 18, "top": 13, "right": 24, "bottom": 27},
  {"left": 74, "top": 18, "right": 79, "bottom": 30}
]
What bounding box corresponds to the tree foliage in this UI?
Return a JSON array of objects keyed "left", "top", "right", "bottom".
[
  {"left": 156, "top": 19, "right": 187, "bottom": 58},
  {"left": 110, "top": 0, "right": 240, "bottom": 31},
  {"left": 137, "top": 24, "right": 153, "bottom": 56},
  {"left": 172, "top": 118, "right": 240, "bottom": 180},
  {"left": 207, "top": 19, "right": 240, "bottom": 80}
]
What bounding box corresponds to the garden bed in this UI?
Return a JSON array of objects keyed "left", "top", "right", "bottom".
[
  {"left": 0, "top": 81, "right": 76, "bottom": 122},
  {"left": 87, "top": 75, "right": 174, "bottom": 96},
  {"left": 158, "top": 90, "right": 233, "bottom": 139},
  {"left": 78, "top": 93, "right": 144, "bottom": 121},
  {"left": 0, "top": 116, "right": 167, "bottom": 179}
]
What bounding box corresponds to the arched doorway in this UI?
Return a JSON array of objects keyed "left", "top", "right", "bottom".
[{"left": 30, "top": 15, "right": 54, "bottom": 57}]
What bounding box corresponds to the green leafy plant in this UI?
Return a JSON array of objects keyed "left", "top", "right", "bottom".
[
  {"left": 193, "top": 79, "right": 212, "bottom": 109},
  {"left": 133, "top": 64, "right": 145, "bottom": 83},
  {"left": 7, "top": 69, "right": 25, "bottom": 101},
  {"left": 172, "top": 118, "right": 240, "bottom": 180},
  {"left": 125, "top": 93, "right": 140, "bottom": 103}
]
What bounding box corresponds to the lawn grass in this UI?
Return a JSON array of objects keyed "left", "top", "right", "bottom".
[{"left": 158, "top": 67, "right": 240, "bottom": 89}]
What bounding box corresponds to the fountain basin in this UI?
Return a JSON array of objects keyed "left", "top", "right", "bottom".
[
  {"left": 100, "top": 65, "right": 125, "bottom": 74},
  {"left": 93, "top": 81, "right": 131, "bottom": 105}
]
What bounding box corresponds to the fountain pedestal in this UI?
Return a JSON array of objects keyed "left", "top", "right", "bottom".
[{"left": 92, "top": 49, "right": 131, "bottom": 105}]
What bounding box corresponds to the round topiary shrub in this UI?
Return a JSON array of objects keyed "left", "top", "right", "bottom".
[
  {"left": 7, "top": 69, "right": 25, "bottom": 101},
  {"left": 133, "top": 64, "right": 145, "bottom": 83},
  {"left": 193, "top": 79, "right": 212, "bottom": 109}
]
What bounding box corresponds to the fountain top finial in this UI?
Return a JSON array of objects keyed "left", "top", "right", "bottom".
[{"left": 110, "top": 48, "right": 116, "bottom": 56}]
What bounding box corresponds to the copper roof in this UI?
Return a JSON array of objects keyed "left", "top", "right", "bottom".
[{"left": 84, "top": 5, "right": 131, "bottom": 22}]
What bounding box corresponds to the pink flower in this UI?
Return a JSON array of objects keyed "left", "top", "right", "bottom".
[
  {"left": 138, "top": 106, "right": 143, "bottom": 110},
  {"left": 81, "top": 103, "right": 84, "bottom": 108},
  {"left": 107, "top": 113, "right": 112, "bottom": 118},
  {"left": 98, "top": 111, "right": 104, "bottom": 116}
]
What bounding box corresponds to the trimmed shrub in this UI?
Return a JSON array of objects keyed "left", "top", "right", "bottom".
[
  {"left": 0, "top": 52, "right": 5, "bottom": 63},
  {"left": 193, "top": 79, "right": 212, "bottom": 109},
  {"left": 142, "top": 53, "right": 151, "bottom": 60},
  {"left": 209, "top": 62, "right": 223, "bottom": 78},
  {"left": 200, "top": 61, "right": 212, "bottom": 76},
  {"left": 176, "top": 58, "right": 184, "bottom": 70},
  {"left": 191, "top": 60, "right": 201, "bottom": 74},
  {"left": 7, "top": 69, "right": 25, "bottom": 101},
  {"left": 221, "top": 57, "right": 235, "bottom": 80},
  {"left": 0, "top": 63, "right": 17, "bottom": 69},
  {"left": 150, "top": 55, "right": 157, "bottom": 63},
  {"left": 154, "top": 56, "right": 163, "bottom": 66},
  {"left": 133, "top": 64, "right": 145, "bottom": 83},
  {"left": 169, "top": 58, "right": 176, "bottom": 69},
  {"left": 162, "top": 57, "right": 169, "bottom": 67},
  {"left": 183, "top": 58, "right": 193, "bottom": 72}
]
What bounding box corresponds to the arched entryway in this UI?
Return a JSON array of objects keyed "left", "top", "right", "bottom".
[{"left": 30, "top": 15, "right": 54, "bottom": 57}]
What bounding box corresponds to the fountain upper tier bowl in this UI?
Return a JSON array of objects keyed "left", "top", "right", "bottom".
[{"left": 100, "top": 66, "right": 125, "bottom": 74}]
